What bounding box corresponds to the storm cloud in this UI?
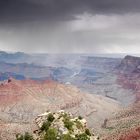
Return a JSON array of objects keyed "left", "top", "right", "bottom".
[
  {"left": 1, "top": 0, "right": 140, "bottom": 23},
  {"left": 0, "top": 0, "right": 140, "bottom": 53}
]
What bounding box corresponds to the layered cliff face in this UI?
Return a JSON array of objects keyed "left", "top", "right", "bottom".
[
  {"left": 0, "top": 78, "right": 120, "bottom": 140},
  {"left": 116, "top": 55, "right": 140, "bottom": 102},
  {"left": 117, "top": 55, "right": 140, "bottom": 74},
  {"left": 100, "top": 55, "right": 140, "bottom": 140}
]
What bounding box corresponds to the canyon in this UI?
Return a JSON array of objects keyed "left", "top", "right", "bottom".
[{"left": 0, "top": 52, "right": 140, "bottom": 139}]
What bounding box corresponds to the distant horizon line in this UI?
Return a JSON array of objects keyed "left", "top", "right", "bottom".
[
  {"left": 1, "top": 50, "right": 140, "bottom": 58},
  {"left": 1, "top": 50, "right": 140, "bottom": 55}
]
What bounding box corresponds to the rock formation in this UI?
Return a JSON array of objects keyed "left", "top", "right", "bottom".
[
  {"left": 20, "top": 110, "right": 100, "bottom": 140},
  {"left": 116, "top": 55, "right": 140, "bottom": 102}
]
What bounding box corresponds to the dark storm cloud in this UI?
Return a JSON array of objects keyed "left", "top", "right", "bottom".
[
  {"left": 0, "top": 0, "right": 140, "bottom": 54},
  {"left": 0, "top": 0, "right": 140, "bottom": 23},
  {"left": 1, "top": 13, "right": 140, "bottom": 54}
]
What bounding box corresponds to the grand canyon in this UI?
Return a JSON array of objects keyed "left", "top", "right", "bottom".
[{"left": 0, "top": 51, "right": 140, "bottom": 140}]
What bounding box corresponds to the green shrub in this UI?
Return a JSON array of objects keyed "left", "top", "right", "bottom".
[
  {"left": 75, "top": 120, "right": 83, "bottom": 129},
  {"left": 61, "top": 134, "right": 76, "bottom": 140},
  {"left": 61, "top": 113, "right": 70, "bottom": 120},
  {"left": 85, "top": 129, "right": 91, "bottom": 136},
  {"left": 97, "top": 136, "right": 100, "bottom": 140},
  {"left": 75, "top": 133, "right": 90, "bottom": 140},
  {"left": 47, "top": 113, "right": 55, "bottom": 122},
  {"left": 40, "top": 121, "right": 51, "bottom": 132},
  {"left": 78, "top": 116, "right": 83, "bottom": 120},
  {"left": 43, "top": 128, "right": 58, "bottom": 140},
  {"left": 16, "top": 134, "right": 24, "bottom": 140},
  {"left": 16, "top": 132, "right": 33, "bottom": 140},
  {"left": 63, "top": 118, "right": 74, "bottom": 131},
  {"left": 24, "top": 132, "right": 33, "bottom": 140}
]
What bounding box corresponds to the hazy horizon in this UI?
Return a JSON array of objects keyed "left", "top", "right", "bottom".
[{"left": 1, "top": 50, "right": 140, "bottom": 58}]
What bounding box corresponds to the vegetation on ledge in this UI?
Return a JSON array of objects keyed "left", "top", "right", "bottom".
[{"left": 15, "top": 110, "right": 100, "bottom": 140}]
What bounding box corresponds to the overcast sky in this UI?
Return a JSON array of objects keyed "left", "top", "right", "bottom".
[{"left": 0, "top": 0, "right": 140, "bottom": 53}]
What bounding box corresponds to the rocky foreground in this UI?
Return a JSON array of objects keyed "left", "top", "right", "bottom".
[{"left": 16, "top": 110, "right": 100, "bottom": 140}]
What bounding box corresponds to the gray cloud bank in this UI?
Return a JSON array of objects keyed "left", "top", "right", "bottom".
[
  {"left": 0, "top": 0, "right": 140, "bottom": 53},
  {"left": 0, "top": 0, "right": 140, "bottom": 23}
]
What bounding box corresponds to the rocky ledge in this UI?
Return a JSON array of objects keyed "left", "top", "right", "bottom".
[{"left": 16, "top": 110, "right": 100, "bottom": 140}]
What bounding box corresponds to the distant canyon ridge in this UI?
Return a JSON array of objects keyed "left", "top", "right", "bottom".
[{"left": 0, "top": 52, "right": 137, "bottom": 105}]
